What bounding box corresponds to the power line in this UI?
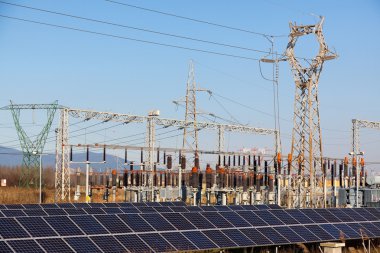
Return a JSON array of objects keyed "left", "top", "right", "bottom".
[
  {"left": 0, "top": 14, "right": 261, "bottom": 61},
  {"left": 0, "top": 1, "right": 275, "bottom": 55},
  {"left": 104, "top": 0, "right": 287, "bottom": 38}
]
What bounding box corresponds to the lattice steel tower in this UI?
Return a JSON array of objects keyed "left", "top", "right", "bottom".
[
  {"left": 286, "top": 17, "right": 336, "bottom": 207},
  {"left": 182, "top": 60, "right": 199, "bottom": 163},
  {"left": 2, "top": 101, "right": 59, "bottom": 187}
]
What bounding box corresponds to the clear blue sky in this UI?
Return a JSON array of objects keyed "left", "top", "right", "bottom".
[{"left": 0, "top": 1, "right": 379, "bottom": 170}]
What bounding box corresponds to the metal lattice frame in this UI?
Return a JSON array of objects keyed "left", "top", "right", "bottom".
[
  {"left": 1, "top": 101, "right": 59, "bottom": 187},
  {"left": 286, "top": 17, "right": 337, "bottom": 207},
  {"left": 352, "top": 119, "right": 380, "bottom": 155}
]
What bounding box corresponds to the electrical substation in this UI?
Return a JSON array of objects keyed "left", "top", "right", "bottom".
[{"left": 0, "top": 4, "right": 380, "bottom": 253}]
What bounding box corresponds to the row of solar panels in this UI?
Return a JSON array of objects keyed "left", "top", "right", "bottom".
[
  {"left": 0, "top": 221, "right": 380, "bottom": 252},
  {"left": 0, "top": 205, "right": 380, "bottom": 226},
  {"left": 0, "top": 205, "right": 284, "bottom": 217},
  {"left": 0, "top": 202, "right": 281, "bottom": 210}
]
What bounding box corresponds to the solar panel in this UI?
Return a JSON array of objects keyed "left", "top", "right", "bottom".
[
  {"left": 161, "top": 212, "right": 196, "bottom": 230},
  {"left": 63, "top": 208, "right": 86, "bottom": 215},
  {"left": 182, "top": 231, "right": 217, "bottom": 250},
  {"left": 101, "top": 207, "right": 123, "bottom": 214},
  {"left": 304, "top": 225, "right": 335, "bottom": 241},
  {"left": 274, "top": 226, "right": 306, "bottom": 243},
  {"left": 17, "top": 217, "right": 58, "bottom": 237},
  {"left": 347, "top": 223, "right": 375, "bottom": 238},
  {"left": 44, "top": 216, "right": 83, "bottom": 236},
  {"left": 117, "top": 202, "right": 133, "bottom": 207},
  {"left": 0, "top": 204, "right": 6, "bottom": 209},
  {"left": 4, "top": 204, "right": 24, "bottom": 209},
  {"left": 88, "top": 203, "right": 106, "bottom": 208},
  {"left": 70, "top": 215, "right": 109, "bottom": 235},
  {"left": 240, "top": 228, "right": 273, "bottom": 246},
  {"left": 241, "top": 205, "right": 258, "bottom": 210},
  {"left": 0, "top": 212, "right": 3, "bottom": 217},
  {"left": 145, "top": 202, "right": 162, "bottom": 207},
  {"left": 102, "top": 203, "right": 120, "bottom": 208},
  {"left": 254, "top": 210, "right": 284, "bottom": 226},
  {"left": 90, "top": 235, "right": 126, "bottom": 253},
  {"left": 23, "top": 209, "right": 48, "bottom": 217},
  {"left": 213, "top": 205, "right": 232, "bottom": 211},
  {"left": 219, "top": 211, "right": 251, "bottom": 227},
  {"left": 64, "top": 237, "right": 102, "bottom": 253},
  {"left": 200, "top": 206, "right": 218, "bottom": 212},
  {"left": 202, "top": 229, "right": 237, "bottom": 248},
  {"left": 1, "top": 209, "right": 26, "bottom": 217},
  {"left": 44, "top": 208, "right": 67, "bottom": 216},
  {"left": 136, "top": 206, "right": 156, "bottom": 213},
  {"left": 267, "top": 204, "right": 282, "bottom": 209},
  {"left": 236, "top": 211, "right": 268, "bottom": 226},
  {"left": 200, "top": 212, "right": 233, "bottom": 228},
  {"left": 364, "top": 208, "right": 380, "bottom": 219},
  {"left": 120, "top": 207, "right": 140, "bottom": 213},
  {"left": 184, "top": 206, "right": 203, "bottom": 212},
  {"left": 171, "top": 201, "right": 187, "bottom": 207},
  {"left": 56, "top": 203, "right": 75, "bottom": 209},
  {"left": 169, "top": 206, "right": 188, "bottom": 213},
  {"left": 181, "top": 212, "right": 216, "bottom": 229},
  {"left": 118, "top": 214, "right": 154, "bottom": 232},
  {"left": 285, "top": 209, "right": 314, "bottom": 224},
  {"left": 319, "top": 224, "right": 343, "bottom": 239},
  {"left": 94, "top": 214, "right": 132, "bottom": 234},
  {"left": 256, "top": 227, "right": 290, "bottom": 244},
  {"left": 139, "top": 233, "right": 176, "bottom": 252},
  {"left": 40, "top": 204, "right": 58, "bottom": 209},
  {"left": 327, "top": 208, "right": 355, "bottom": 222},
  {"left": 289, "top": 225, "right": 320, "bottom": 242},
  {"left": 159, "top": 202, "right": 175, "bottom": 207},
  {"left": 37, "top": 238, "right": 74, "bottom": 253},
  {"left": 372, "top": 221, "right": 380, "bottom": 230},
  {"left": 340, "top": 208, "right": 367, "bottom": 221},
  {"left": 255, "top": 204, "right": 270, "bottom": 210},
  {"left": 83, "top": 207, "right": 106, "bottom": 214},
  {"left": 153, "top": 206, "right": 173, "bottom": 213},
  {"left": 314, "top": 209, "right": 342, "bottom": 223},
  {"left": 300, "top": 209, "right": 328, "bottom": 223},
  {"left": 0, "top": 218, "right": 30, "bottom": 239},
  {"left": 221, "top": 229, "right": 255, "bottom": 247},
  {"left": 353, "top": 208, "right": 378, "bottom": 221},
  {"left": 333, "top": 223, "right": 361, "bottom": 239},
  {"left": 161, "top": 232, "right": 198, "bottom": 251},
  {"left": 72, "top": 203, "right": 90, "bottom": 208},
  {"left": 140, "top": 213, "right": 176, "bottom": 231},
  {"left": 0, "top": 241, "right": 13, "bottom": 253},
  {"left": 115, "top": 234, "right": 153, "bottom": 253},
  {"left": 228, "top": 205, "right": 245, "bottom": 211},
  {"left": 22, "top": 204, "right": 41, "bottom": 209},
  {"left": 131, "top": 202, "right": 147, "bottom": 207},
  {"left": 8, "top": 239, "right": 44, "bottom": 253},
  {"left": 270, "top": 209, "right": 299, "bottom": 224},
  {"left": 360, "top": 223, "right": 380, "bottom": 237}
]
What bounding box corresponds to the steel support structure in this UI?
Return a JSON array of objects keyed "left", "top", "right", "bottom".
[
  {"left": 1, "top": 101, "right": 59, "bottom": 188},
  {"left": 352, "top": 119, "right": 380, "bottom": 155},
  {"left": 286, "top": 17, "right": 336, "bottom": 207}
]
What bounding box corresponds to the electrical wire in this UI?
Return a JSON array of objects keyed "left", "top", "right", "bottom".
[
  {"left": 0, "top": 14, "right": 262, "bottom": 61},
  {"left": 0, "top": 1, "right": 277, "bottom": 55},
  {"left": 104, "top": 0, "right": 287, "bottom": 38}
]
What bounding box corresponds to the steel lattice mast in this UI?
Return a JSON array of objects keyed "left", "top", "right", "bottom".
[
  {"left": 286, "top": 17, "right": 337, "bottom": 207},
  {"left": 182, "top": 60, "right": 199, "bottom": 163},
  {"left": 1, "top": 101, "right": 59, "bottom": 187}
]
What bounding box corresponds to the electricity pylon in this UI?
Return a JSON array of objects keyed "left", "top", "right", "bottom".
[
  {"left": 1, "top": 101, "right": 59, "bottom": 187},
  {"left": 286, "top": 17, "right": 337, "bottom": 207}
]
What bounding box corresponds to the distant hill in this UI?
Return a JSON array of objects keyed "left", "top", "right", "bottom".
[{"left": 0, "top": 146, "right": 126, "bottom": 169}]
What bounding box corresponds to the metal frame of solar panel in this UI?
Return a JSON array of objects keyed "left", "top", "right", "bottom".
[{"left": 2, "top": 204, "right": 380, "bottom": 253}]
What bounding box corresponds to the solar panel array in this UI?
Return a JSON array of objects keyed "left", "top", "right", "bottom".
[{"left": 0, "top": 202, "right": 379, "bottom": 253}]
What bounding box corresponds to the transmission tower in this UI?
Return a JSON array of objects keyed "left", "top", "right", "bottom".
[
  {"left": 286, "top": 17, "right": 337, "bottom": 207},
  {"left": 1, "top": 101, "right": 59, "bottom": 187},
  {"left": 182, "top": 60, "right": 199, "bottom": 164}
]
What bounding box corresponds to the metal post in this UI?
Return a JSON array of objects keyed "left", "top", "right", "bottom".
[
  {"left": 39, "top": 154, "right": 42, "bottom": 204},
  {"left": 356, "top": 156, "right": 359, "bottom": 207},
  {"left": 86, "top": 162, "right": 90, "bottom": 203}
]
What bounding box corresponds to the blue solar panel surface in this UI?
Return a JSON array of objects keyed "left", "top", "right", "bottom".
[{"left": 1, "top": 202, "right": 380, "bottom": 253}]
